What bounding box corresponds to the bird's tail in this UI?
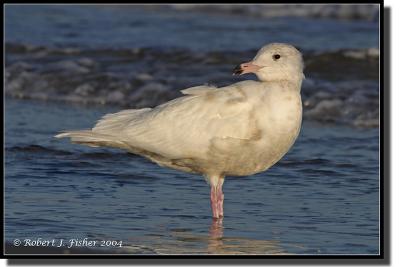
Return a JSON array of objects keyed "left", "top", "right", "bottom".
[
  {"left": 55, "top": 108, "right": 152, "bottom": 150},
  {"left": 54, "top": 130, "right": 129, "bottom": 150}
]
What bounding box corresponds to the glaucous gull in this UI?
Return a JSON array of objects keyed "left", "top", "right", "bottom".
[{"left": 55, "top": 43, "right": 304, "bottom": 219}]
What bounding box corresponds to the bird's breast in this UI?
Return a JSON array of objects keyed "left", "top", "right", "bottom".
[
  {"left": 259, "top": 88, "right": 302, "bottom": 133},
  {"left": 228, "top": 89, "right": 303, "bottom": 176}
]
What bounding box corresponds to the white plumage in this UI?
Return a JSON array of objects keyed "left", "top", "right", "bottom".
[{"left": 55, "top": 43, "right": 305, "bottom": 219}]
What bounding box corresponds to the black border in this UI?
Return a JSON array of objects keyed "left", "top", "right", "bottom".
[{"left": 2, "top": 1, "right": 388, "bottom": 264}]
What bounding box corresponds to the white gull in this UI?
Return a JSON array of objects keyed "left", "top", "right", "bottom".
[{"left": 55, "top": 43, "right": 305, "bottom": 219}]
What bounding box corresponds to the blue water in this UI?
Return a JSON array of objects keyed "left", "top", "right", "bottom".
[
  {"left": 5, "top": 98, "right": 379, "bottom": 254},
  {"left": 4, "top": 5, "right": 380, "bottom": 255},
  {"left": 5, "top": 5, "right": 378, "bottom": 52}
]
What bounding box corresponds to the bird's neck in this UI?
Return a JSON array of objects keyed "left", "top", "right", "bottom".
[{"left": 260, "top": 74, "right": 304, "bottom": 92}]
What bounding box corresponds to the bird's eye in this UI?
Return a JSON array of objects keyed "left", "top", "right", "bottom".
[{"left": 273, "top": 54, "right": 281, "bottom": 60}]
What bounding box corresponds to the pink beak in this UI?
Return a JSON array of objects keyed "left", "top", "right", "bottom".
[{"left": 233, "top": 61, "right": 262, "bottom": 76}]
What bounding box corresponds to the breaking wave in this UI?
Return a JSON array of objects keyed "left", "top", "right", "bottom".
[{"left": 5, "top": 43, "right": 379, "bottom": 128}]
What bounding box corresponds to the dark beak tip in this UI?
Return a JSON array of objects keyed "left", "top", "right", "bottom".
[{"left": 232, "top": 65, "right": 243, "bottom": 76}]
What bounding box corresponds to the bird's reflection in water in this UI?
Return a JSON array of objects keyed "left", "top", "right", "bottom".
[
  {"left": 207, "top": 218, "right": 224, "bottom": 253},
  {"left": 206, "top": 218, "right": 288, "bottom": 255},
  {"left": 124, "top": 219, "right": 290, "bottom": 254}
]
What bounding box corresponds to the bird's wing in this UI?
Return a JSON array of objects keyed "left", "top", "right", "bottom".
[
  {"left": 119, "top": 81, "right": 263, "bottom": 159},
  {"left": 180, "top": 85, "right": 217, "bottom": 95}
]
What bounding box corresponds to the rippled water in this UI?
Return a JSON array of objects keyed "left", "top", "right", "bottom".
[
  {"left": 5, "top": 5, "right": 378, "bottom": 51},
  {"left": 5, "top": 5, "right": 380, "bottom": 129},
  {"left": 5, "top": 4, "right": 380, "bottom": 255},
  {"left": 5, "top": 98, "right": 379, "bottom": 254}
]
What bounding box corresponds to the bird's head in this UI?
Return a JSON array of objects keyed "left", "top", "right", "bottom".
[{"left": 233, "top": 43, "right": 304, "bottom": 82}]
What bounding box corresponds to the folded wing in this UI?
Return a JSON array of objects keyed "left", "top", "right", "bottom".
[{"left": 94, "top": 81, "right": 261, "bottom": 160}]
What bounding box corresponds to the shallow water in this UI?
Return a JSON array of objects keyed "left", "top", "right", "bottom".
[
  {"left": 5, "top": 4, "right": 380, "bottom": 255},
  {"left": 5, "top": 98, "right": 379, "bottom": 254}
]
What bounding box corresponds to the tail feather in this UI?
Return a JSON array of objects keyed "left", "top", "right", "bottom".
[
  {"left": 54, "top": 130, "right": 128, "bottom": 149},
  {"left": 55, "top": 108, "right": 152, "bottom": 150},
  {"left": 93, "top": 108, "right": 151, "bottom": 133}
]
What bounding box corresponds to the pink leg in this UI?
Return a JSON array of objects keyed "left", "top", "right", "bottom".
[
  {"left": 209, "top": 176, "right": 225, "bottom": 219},
  {"left": 210, "top": 186, "right": 219, "bottom": 218},
  {"left": 217, "top": 184, "right": 224, "bottom": 218}
]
